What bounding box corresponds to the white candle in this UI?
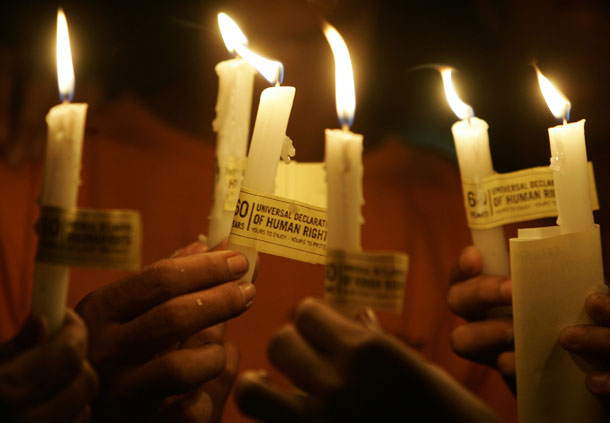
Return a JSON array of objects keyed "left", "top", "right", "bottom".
[
  {"left": 441, "top": 69, "right": 509, "bottom": 276},
  {"left": 208, "top": 14, "right": 256, "bottom": 248},
  {"left": 323, "top": 23, "right": 364, "bottom": 252},
  {"left": 536, "top": 67, "right": 594, "bottom": 234},
  {"left": 31, "top": 9, "right": 88, "bottom": 332},
  {"left": 222, "top": 25, "right": 295, "bottom": 281}
]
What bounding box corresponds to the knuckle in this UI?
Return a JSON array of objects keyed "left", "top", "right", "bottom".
[
  {"left": 177, "top": 392, "right": 214, "bottom": 422},
  {"left": 449, "top": 325, "right": 470, "bottom": 357},
  {"left": 267, "top": 325, "right": 294, "bottom": 361},
  {"left": 160, "top": 300, "right": 189, "bottom": 329},
  {"left": 294, "top": 297, "right": 319, "bottom": 322}
]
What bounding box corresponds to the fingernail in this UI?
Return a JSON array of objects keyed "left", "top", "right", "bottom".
[
  {"left": 500, "top": 279, "right": 512, "bottom": 300},
  {"left": 238, "top": 280, "right": 256, "bottom": 308},
  {"left": 227, "top": 254, "right": 249, "bottom": 276},
  {"left": 198, "top": 233, "right": 208, "bottom": 247},
  {"left": 588, "top": 372, "right": 608, "bottom": 392},
  {"left": 357, "top": 307, "right": 380, "bottom": 330},
  {"left": 560, "top": 326, "right": 584, "bottom": 350}
]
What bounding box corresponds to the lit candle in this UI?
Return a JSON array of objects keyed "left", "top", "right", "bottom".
[
  {"left": 535, "top": 66, "right": 594, "bottom": 234},
  {"left": 228, "top": 34, "right": 295, "bottom": 282},
  {"left": 31, "top": 9, "right": 88, "bottom": 332},
  {"left": 208, "top": 13, "right": 256, "bottom": 248},
  {"left": 441, "top": 68, "right": 509, "bottom": 276},
  {"left": 323, "top": 23, "right": 363, "bottom": 252}
]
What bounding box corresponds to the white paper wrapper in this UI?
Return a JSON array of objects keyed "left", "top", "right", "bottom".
[{"left": 510, "top": 225, "right": 609, "bottom": 423}]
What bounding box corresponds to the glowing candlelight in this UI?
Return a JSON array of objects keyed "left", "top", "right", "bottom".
[
  {"left": 323, "top": 22, "right": 363, "bottom": 252},
  {"left": 441, "top": 67, "right": 509, "bottom": 276},
  {"left": 31, "top": 9, "right": 88, "bottom": 332},
  {"left": 535, "top": 66, "right": 593, "bottom": 234}
]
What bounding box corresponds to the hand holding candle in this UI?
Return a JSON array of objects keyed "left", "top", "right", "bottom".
[
  {"left": 31, "top": 9, "right": 88, "bottom": 332},
  {"left": 440, "top": 68, "right": 509, "bottom": 277}
]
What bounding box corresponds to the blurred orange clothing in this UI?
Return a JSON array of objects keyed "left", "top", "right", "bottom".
[{"left": 0, "top": 96, "right": 516, "bottom": 422}]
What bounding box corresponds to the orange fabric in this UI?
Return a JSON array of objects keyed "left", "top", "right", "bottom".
[{"left": 0, "top": 96, "right": 516, "bottom": 422}]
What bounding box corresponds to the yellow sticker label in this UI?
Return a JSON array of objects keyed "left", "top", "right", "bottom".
[
  {"left": 229, "top": 187, "right": 327, "bottom": 264},
  {"left": 36, "top": 206, "right": 141, "bottom": 270},
  {"left": 325, "top": 250, "right": 409, "bottom": 313},
  {"left": 462, "top": 162, "right": 599, "bottom": 230}
]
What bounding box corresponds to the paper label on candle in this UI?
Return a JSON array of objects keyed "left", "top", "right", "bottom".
[
  {"left": 325, "top": 250, "right": 409, "bottom": 313},
  {"left": 36, "top": 206, "right": 141, "bottom": 270},
  {"left": 275, "top": 161, "right": 327, "bottom": 208},
  {"left": 462, "top": 162, "right": 599, "bottom": 229},
  {"left": 229, "top": 187, "right": 327, "bottom": 264},
  {"left": 218, "top": 156, "right": 247, "bottom": 211}
]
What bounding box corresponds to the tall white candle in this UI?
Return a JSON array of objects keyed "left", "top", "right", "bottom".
[
  {"left": 441, "top": 69, "right": 509, "bottom": 276},
  {"left": 323, "top": 23, "right": 364, "bottom": 252},
  {"left": 208, "top": 14, "right": 256, "bottom": 248},
  {"left": 221, "top": 26, "right": 295, "bottom": 281},
  {"left": 536, "top": 67, "right": 594, "bottom": 234},
  {"left": 31, "top": 9, "right": 88, "bottom": 332}
]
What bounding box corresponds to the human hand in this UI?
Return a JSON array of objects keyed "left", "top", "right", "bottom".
[
  {"left": 559, "top": 291, "right": 610, "bottom": 398},
  {"left": 447, "top": 246, "right": 515, "bottom": 391},
  {"left": 76, "top": 245, "right": 255, "bottom": 422},
  {"left": 0, "top": 309, "right": 98, "bottom": 422},
  {"left": 235, "top": 298, "right": 498, "bottom": 423}
]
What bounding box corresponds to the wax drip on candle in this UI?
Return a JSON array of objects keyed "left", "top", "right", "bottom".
[{"left": 281, "top": 136, "right": 296, "bottom": 163}]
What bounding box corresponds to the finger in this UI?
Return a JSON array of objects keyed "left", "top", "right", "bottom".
[
  {"left": 117, "top": 280, "right": 255, "bottom": 359},
  {"left": 267, "top": 325, "right": 341, "bottom": 395},
  {"left": 153, "top": 390, "right": 214, "bottom": 423},
  {"left": 81, "top": 250, "right": 250, "bottom": 322},
  {"left": 107, "top": 344, "right": 226, "bottom": 403},
  {"left": 0, "top": 314, "right": 47, "bottom": 360},
  {"left": 586, "top": 371, "right": 610, "bottom": 397},
  {"left": 199, "top": 342, "right": 240, "bottom": 422},
  {"left": 235, "top": 370, "right": 308, "bottom": 423},
  {"left": 0, "top": 309, "right": 87, "bottom": 405},
  {"left": 293, "top": 297, "right": 366, "bottom": 357},
  {"left": 450, "top": 318, "right": 514, "bottom": 366},
  {"left": 560, "top": 325, "right": 610, "bottom": 364},
  {"left": 171, "top": 240, "right": 209, "bottom": 258},
  {"left": 496, "top": 352, "right": 516, "bottom": 393},
  {"left": 181, "top": 323, "right": 227, "bottom": 348},
  {"left": 19, "top": 361, "right": 98, "bottom": 422},
  {"left": 447, "top": 275, "right": 512, "bottom": 320},
  {"left": 585, "top": 293, "right": 610, "bottom": 326},
  {"left": 449, "top": 246, "right": 482, "bottom": 285}
]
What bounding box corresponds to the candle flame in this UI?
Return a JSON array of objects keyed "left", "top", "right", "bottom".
[
  {"left": 535, "top": 65, "right": 571, "bottom": 122},
  {"left": 323, "top": 22, "right": 355, "bottom": 128},
  {"left": 217, "top": 12, "right": 284, "bottom": 85},
  {"left": 56, "top": 8, "right": 75, "bottom": 102},
  {"left": 440, "top": 68, "right": 474, "bottom": 120}
]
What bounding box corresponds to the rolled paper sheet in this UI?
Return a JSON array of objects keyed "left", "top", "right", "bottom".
[{"left": 510, "top": 225, "right": 609, "bottom": 423}]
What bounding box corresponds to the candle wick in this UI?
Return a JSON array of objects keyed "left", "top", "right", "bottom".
[
  {"left": 341, "top": 123, "right": 349, "bottom": 131},
  {"left": 562, "top": 117, "right": 567, "bottom": 126},
  {"left": 275, "top": 81, "right": 280, "bottom": 87}
]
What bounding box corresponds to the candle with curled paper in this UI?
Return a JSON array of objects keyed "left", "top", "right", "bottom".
[
  {"left": 208, "top": 14, "right": 256, "bottom": 249},
  {"left": 31, "top": 9, "right": 88, "bottom": 332},
  {"left": 323, "top": 23, "right": 363, "bottom": 252},
  {"left": 227, "top": 34, "right": 295, "bottom": 282},
  {"left": 440, "top": 68, "right": 509, "bottom": 276},
  {"left": 535, "top": 66, "right": 594, "bottom": 234}
]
